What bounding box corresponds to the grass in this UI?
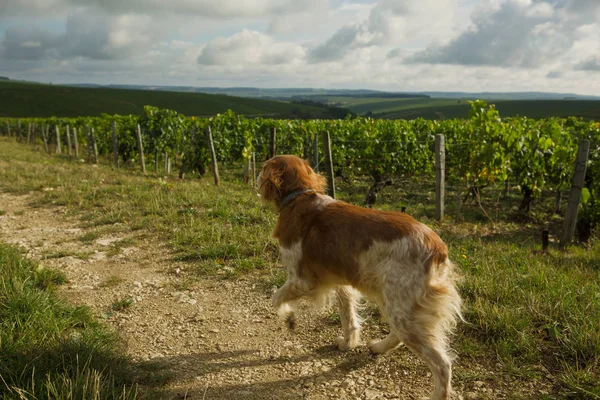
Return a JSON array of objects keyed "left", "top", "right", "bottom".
[
  {"left": 99, "top": 275, "right": 126, "bottom": 288},
  {"left": 0, "top": 242, "right": 143, "bottom": 399},
  {"left": 111, "top": 297, "right": 134, "bottom": 312},
  {"left": 0, "top": 80, "right": 343, "bottom": 119},
  {"left": 1, "top": 137, "right": 599, "bottom": 398},
  {"left": 43, "top": 249, "right": 93, "bottom": 260}
]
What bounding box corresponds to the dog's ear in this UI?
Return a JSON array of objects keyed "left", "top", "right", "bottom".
[
  {"left": 302, "top": 159, "right": 327, "bottom": 194},
  {"left": 259, "top": 160, "right": 284, "bottom": 203}
]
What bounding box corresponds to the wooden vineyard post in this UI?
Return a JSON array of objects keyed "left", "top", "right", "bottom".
[
  {"left": 136, "top": 124, "right": 146, "bottom": 173},
  {"left": 42, "top": 125, "right": 49, "bottom": 154},
  {"left": 85, "top": 125, "right": 93, "bottom": 163},
  {"left": 179, "top": 127, "right": 194, "bottom": 180},
  {"left": 313, "top": 134, "right": 319, "bottom": 172},
  {"left": 66, "top": 125, "right": 72, "bottom": 158},
  {"left": 435, "top": 134, "right": 445, "bottom": 221},
  {"left": 243, "top": 157, "right": 251, "bottom": 184},
  {"left": 32, "top": 124, "right": 37, "bottom": 146},
  {"left": 112, "top": 121, "right": 119, "bottom": 168},
  {"left": 27, "top": 123, "right": 32, "bottom": 145},
  {"left": 455, "top": 191, "right": 461, "bottom": 223},
  {"left": 6, "top": 121, "right": 11, "bottom": 138},
  {"left": 542, "top": 229, "right": 549, "bottom": 252},
  {"left": 17, "top": 120, "right": 22, "bottom": 142},
  {"left": 73, "top": 127, "right": 79, "bottom": 158},
  {"left": 91, "top": 127, "right": 98, "bottom": 164},
  {"left": 55, "top": 125, "right": 62, "bottom": 155},
  {"left": 561, "top": 139, "right": 590, "bottom": 247},
  {"left": 252, "top": 152, "right": 257, "bottom": 189},
  {"left": 206, "top": 125, "right": 220, "bottom": 186},
  {"left": 270, "top": 127, "right": 276, "bottom": 159},
  {"left": 165, "top": 153, "right": 171, "bottom": 175},
  {"left": 321, "top": 130, "right": 335, "bottom": 199}
]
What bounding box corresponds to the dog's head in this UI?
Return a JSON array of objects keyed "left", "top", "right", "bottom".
[{"left": 258, "top": 155, "right": 326, "bottom": 208}]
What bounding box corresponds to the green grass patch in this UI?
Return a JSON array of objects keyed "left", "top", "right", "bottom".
[
  {"left": 0, "top": 242, "right": 144, "bottom": 399},
  {"left": 79, "top": 231, "right": 102, "bottom": 244}
]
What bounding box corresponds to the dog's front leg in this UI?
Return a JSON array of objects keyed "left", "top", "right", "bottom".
[
  {"left": 272, "top": 279, "right": 316, "bottom": 330},
  {"left": 272, "top": 282, "right": 297, "bottom": 329}
]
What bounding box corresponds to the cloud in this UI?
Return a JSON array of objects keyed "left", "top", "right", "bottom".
[
  {"left": 307, "top": 0, "right": 457, "bottom": 63},
  {"left": 409, "top": 0, "right": 598, "bottom": 69},
  {"left": 197, "top": 30, "right": 305, "bottom": 66},
  {"left": 0, "top": 0, "right": 326, "bottom": 19},
  {"left": 0, "top": 10, "right": 159, "bottom": 61},
  {"left": 576, "top": 56, "right": 600, "bottom": 71},
  {"left": 546, "top": 70, "right": 562, "bottom": 78}
]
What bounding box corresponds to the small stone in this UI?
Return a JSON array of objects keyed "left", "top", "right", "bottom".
[
  {"left": 474, "top": 380, "right": 485, "bottom": 388},
  {"left": 364, "top": 388, "right": 381, "bottom": 400},
  {"left": 209, "top": 328, "right": 220, "bottom": 333},
  {"left": 133, "top": 281, "right": 142, "bottom": 288},
  {"left": 341, "top": 379, "right": 355, "bottom": 389}
]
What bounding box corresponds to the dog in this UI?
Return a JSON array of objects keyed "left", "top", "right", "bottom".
[{"left": 258, "top": 155, "right": 462, "bottom": 400}]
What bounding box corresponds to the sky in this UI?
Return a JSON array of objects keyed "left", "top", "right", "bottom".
[{"left": 0, "top": 0, "right": 599, "bottom": 95}]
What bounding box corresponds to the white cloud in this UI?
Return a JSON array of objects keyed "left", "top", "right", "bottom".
[
  {"left": 307, "top": 0, "right": 459, "bottom": 63},
  {"left": 197, "top": 29, "right": 305, "bottom": 67}
]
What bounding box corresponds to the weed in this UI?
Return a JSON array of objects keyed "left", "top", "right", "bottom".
[
  {"left": 111, "top": 297, "right": 134, "bottom": 312},
  {"left": 99, "top": 275, "right": 125, "bottom": 288}
]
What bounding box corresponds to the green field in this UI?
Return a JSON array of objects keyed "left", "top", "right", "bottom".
[
  {"left": 310, "top": 96, "right": 600, "bottom": 120},
  {"left": 0, "top": 80, "right": 338, "bottom": 119}
]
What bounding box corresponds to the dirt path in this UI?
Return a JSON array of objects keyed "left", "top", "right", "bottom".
[{"left": 0, "top": 192, "right": 497, "bottom": 400}]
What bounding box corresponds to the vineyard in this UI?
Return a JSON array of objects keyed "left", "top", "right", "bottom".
[{"left": 2, "top": 101, "right": 599, "bottom": 230}]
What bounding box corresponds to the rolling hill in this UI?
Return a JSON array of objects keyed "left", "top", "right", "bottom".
[{"left": 0, "top": 80, "right": 346, "bottom": 119}]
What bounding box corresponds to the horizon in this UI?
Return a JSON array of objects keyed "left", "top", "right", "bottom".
[
  {"left": 7, "top": 78, "right": 600, "bottom": 98},
  {"left": 1, "top": 0, "right": 599, "bottom": 96}
]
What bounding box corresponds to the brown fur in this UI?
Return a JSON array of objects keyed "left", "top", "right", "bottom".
[{"left": 259, "top": 155, "right": 462, "bottom": 400}]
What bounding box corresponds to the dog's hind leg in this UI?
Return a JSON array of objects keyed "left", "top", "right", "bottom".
[
  {"left": 334, "top": 286, "right": 362, "bottom": 351},
  {"left": 383, "top": 280, "right": 459, "bottom": 400}
]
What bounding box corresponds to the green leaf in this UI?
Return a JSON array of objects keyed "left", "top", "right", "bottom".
[{"left": 581, "top": 187, "right": 591, "bottom": 204}]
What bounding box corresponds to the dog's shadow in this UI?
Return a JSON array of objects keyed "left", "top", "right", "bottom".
[{"left": 150, "top": 344, "right": 378, "bottom": 399}]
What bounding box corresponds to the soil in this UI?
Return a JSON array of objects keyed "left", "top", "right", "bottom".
[{"left": 0, "top": 192, "right": 541, "bottom": 400}]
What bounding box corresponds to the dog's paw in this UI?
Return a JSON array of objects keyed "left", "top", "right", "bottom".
[
  {"left": 335, "top": 336, "right": 349, "bottom": 351},
  {"left": 286, "top": 314, "right": 296, "bottom": 330},
  {"left": 368, "top": 339, "right": 387, "bottom": 354}
]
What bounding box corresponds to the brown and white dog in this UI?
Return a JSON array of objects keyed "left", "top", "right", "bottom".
[{"left": 258, "top": 155, "right": 462, "bottom": 400}]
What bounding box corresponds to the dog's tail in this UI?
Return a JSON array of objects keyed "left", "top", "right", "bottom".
[{"left": 417, "top": 257, "right": 463, "bottom": 356}]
